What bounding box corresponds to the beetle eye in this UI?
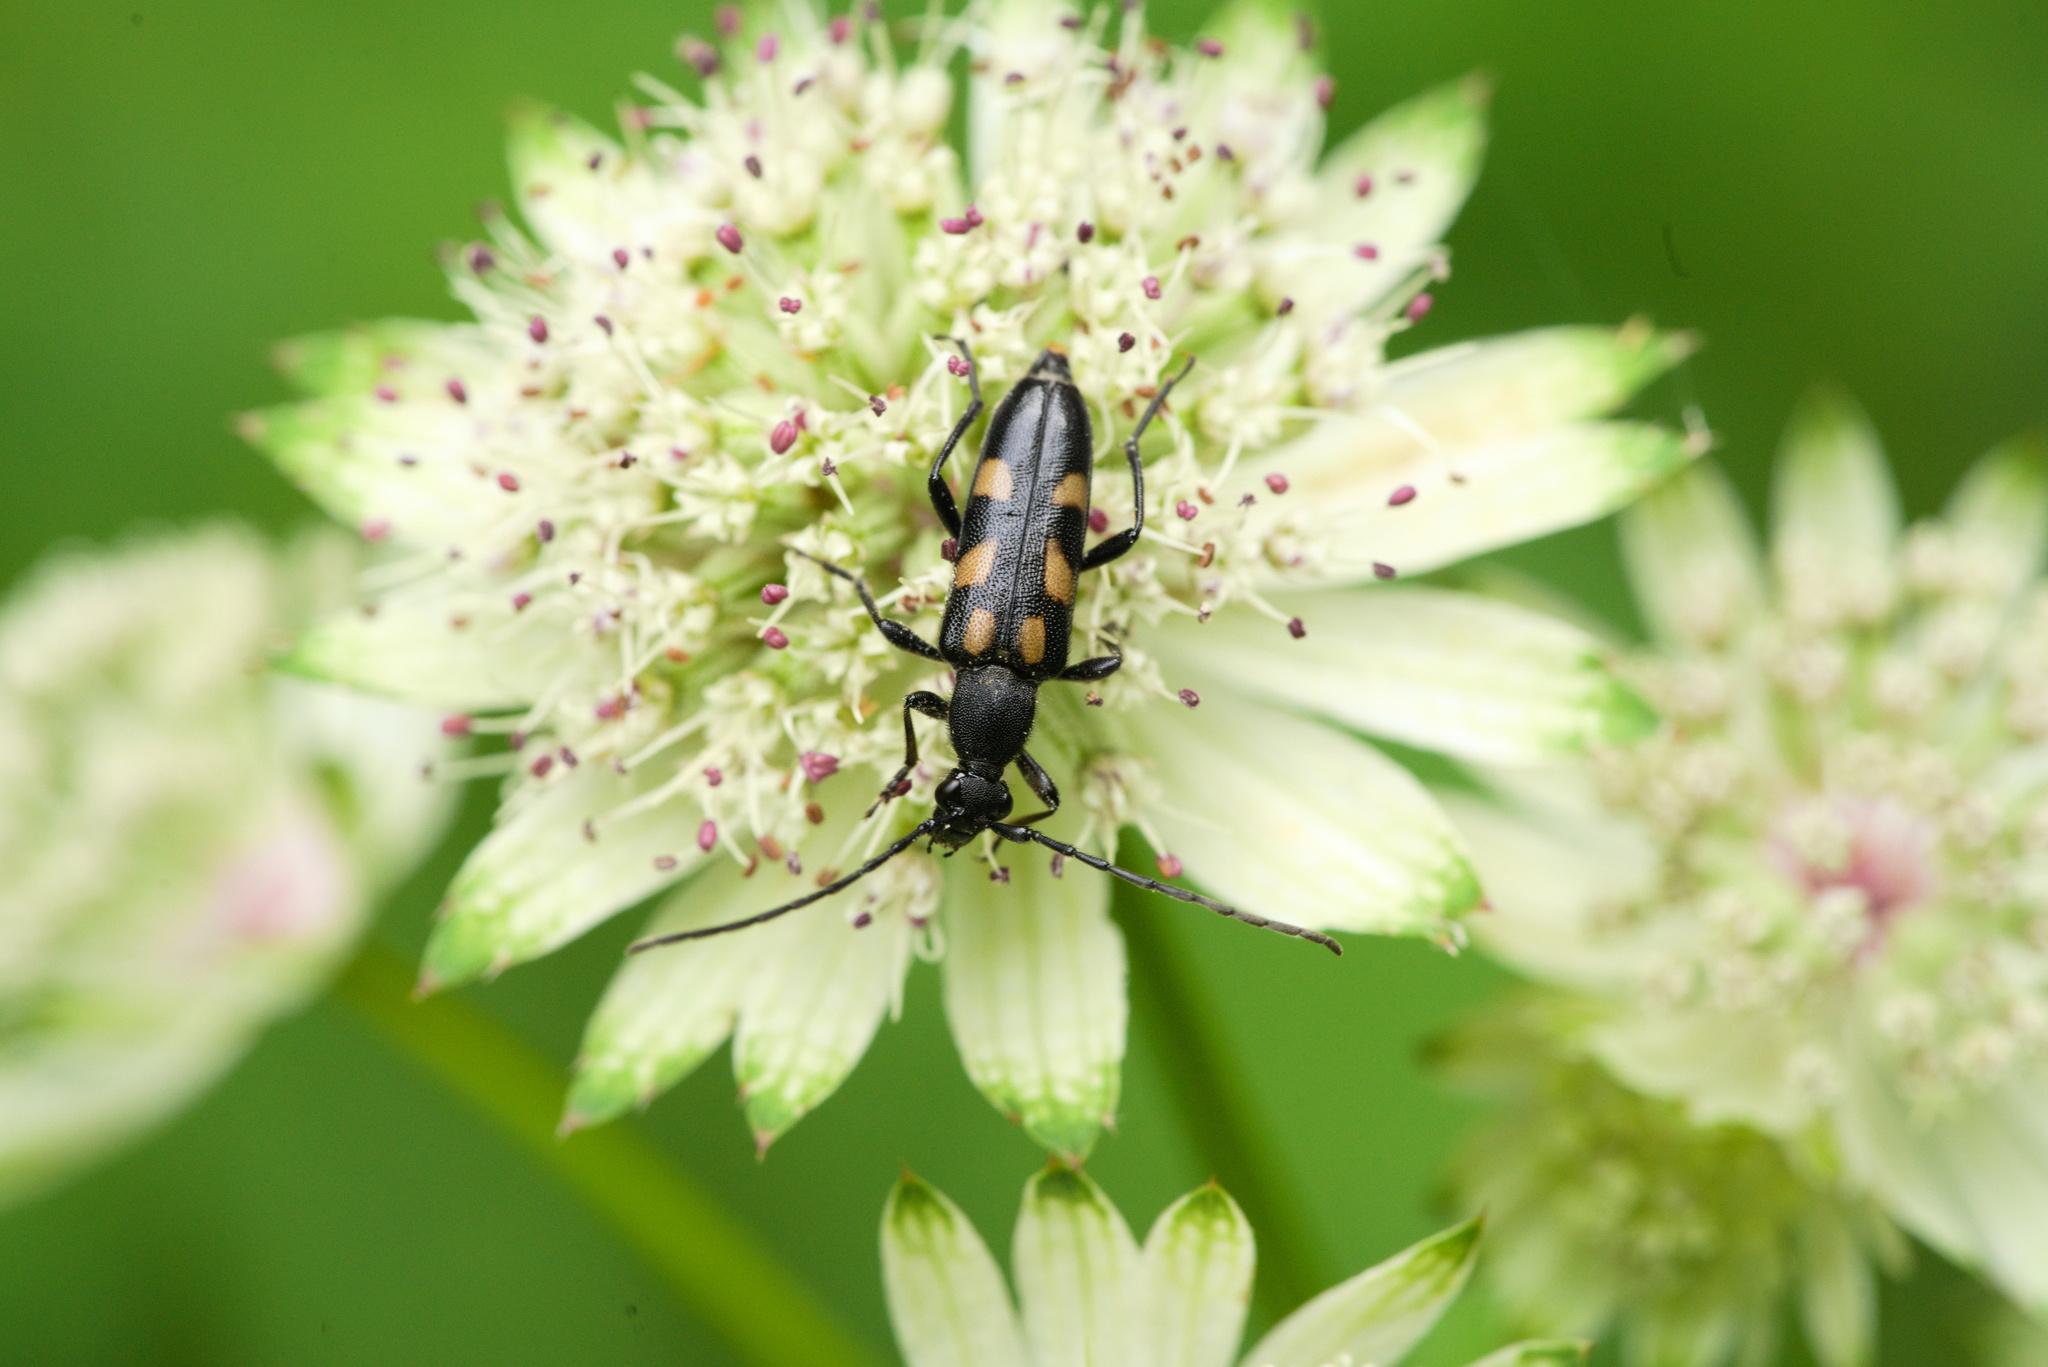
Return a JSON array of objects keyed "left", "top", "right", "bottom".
[{"left": 936, "top": 774, "right": 963, "bottom": 805}]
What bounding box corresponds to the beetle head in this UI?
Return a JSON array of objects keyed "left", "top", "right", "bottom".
[{"left": 929, "top": 767, "right": 1012, "bottom": 847}]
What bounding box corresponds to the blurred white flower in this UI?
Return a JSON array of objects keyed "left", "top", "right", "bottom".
[
  {"left": 244, "top": 0, "right": 1693, "bottom": 1156},
  {"left": 1438, "top": 1001, "right": 1902, "bottom": 1367},
  {"left": 0, "top": 527, "right": 450, "bottom": 1205},
  {"left": 882, "top": 1163, "right": 1582, "bottom": 1367},
  {"left": 1444, "top": 392, "right": 2048, "bottom": 1311}
]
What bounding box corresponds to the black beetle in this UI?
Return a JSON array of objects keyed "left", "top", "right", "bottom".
[{"left": 631, "top": 340, "right": 1341, "bottom": 956}]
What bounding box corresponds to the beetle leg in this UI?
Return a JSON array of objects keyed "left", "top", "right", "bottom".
[
  {"left": 791, "top": 550, "right": 944, "bottom": 662},
  {"left": 1058, "top": 651, "right": 1121, "bottom": 683},
  {"left": 1009, "top": 747, "right": 1061, "bottom": 825},
  {"left": 924, "top": 336, "right": 982, "bottom": 538},
  {"left": 871, "top": 691, "right": 948, "bottom": 816},
  {"left": 1081, "top": 353, "right": 1196, "bottom": 572}
]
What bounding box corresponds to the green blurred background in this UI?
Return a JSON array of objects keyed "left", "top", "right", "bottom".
[{"left": 3, "top": 1, "right": 2043, "bottom": 1362}]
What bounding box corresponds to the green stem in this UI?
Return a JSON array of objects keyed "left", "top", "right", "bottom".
[
  {"left": 1121, "top": 903, "right": 1329, "bottom": 1323},
  {"left": 334, "top": 945, "right": 882, "bottom": 1367}
]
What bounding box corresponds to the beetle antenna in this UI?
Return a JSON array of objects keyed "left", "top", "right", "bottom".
[
  {"left": 628, "top": 820, "right": 938, "bottom": 952},
  {"left": 993, "top": 824, "right": 1343, "bottom": 955}
]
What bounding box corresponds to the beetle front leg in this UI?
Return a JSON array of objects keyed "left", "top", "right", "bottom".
[
  {"left": 1082, "top": 353, "right": 1196, "bottom": 572},
  {"left": 1009, "top": 747, "right": 1061, "bottom": 825},
  {"left": 871, "top": 690, "right": 948, "bottom": 816},
  {"left": 790, "top": 550, "right": 944, "bottom": 662},
  {"left": 924, "top": 336, "right": 983, "bottom": 538}
]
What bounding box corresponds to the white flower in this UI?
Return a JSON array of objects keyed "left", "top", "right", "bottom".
[
  {"left": 1443, "top": 391, "right": 2048, "bottom": 1311},
  {"left": 0, "top": 527, "right": 450, "bottom": 1205},
  {"left": 1437, "top": 1001, "right": 1901, "bottom": 1367},
  {"left": 882, "top": 1163, "right": 1583, "bottom": 1367},
  {"left": 244, "top": 0, "right": 1694, "bottom": 1156}
]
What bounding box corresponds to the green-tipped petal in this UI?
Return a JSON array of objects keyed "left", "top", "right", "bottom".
[
  {"left": 941, "top": 848, "right": 1125, "bottom": 1160},
  {"left": 1119, "top": 693, "right": 1480, "bottom": 940},
  {"left": 882, "top": 1174, "right": 1030, "bottom": 1367},
  {"left": 1462, "top": 1342, "right": 1591, "bottom": 1367},
  {"left": 1619, "top": 462, "right": 1767, "bottom": 648},
  {"left": 1798, "top": 1208, "right": 1877, "bottom": 1367},
  {"left": 732, "top": 904, "right": 910, "bottom": 1147},
  {"left": 1772, "top": 389, "right": 1900, "bottom": 622},
  {"left": 270, "top": 320, "right": 501, "bottom": 399},
  {"left": 1014, "top": 1167, "right": 1146, "bottom": 1366},
  {"left": 1264, "top": 76, "right": 1489, "bottom": 321},
  {"left": 422, "top": 765, "right": 698, "bottom": 989},
  {"left": 1153, "top": 587, "right": 1653, "bottom": 765},
  {"left": 563, "top": 866, "right": 760, "bottom": 1129},
  {"left": 1945, "top": 433, "right": 2048, "bottom": 602},
  {"left": 1240, "top": 1217, "right": 1482, "bottom": 1367},
  {"left": 1144, "top": 1184, "right": 1257, "bottom": 1367}
]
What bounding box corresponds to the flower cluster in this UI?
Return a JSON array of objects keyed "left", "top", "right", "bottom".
[
  {"left": 1443, "top": 393, "right": 2048, "bottom": 1322},
  {"left": 1438, "top": 1002, "right": 1898, "bottom": 1367},
  {"left": 883, "top": 1164, "right": 1581, "bottom": 1367},
  {"left": 246, "top": 0, "right": 1695, "bottom": 1156},
  {"left": 0, "top": 527, "right": 448, "bottom": 1205}
]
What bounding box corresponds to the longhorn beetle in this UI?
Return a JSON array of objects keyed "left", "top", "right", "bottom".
[{"left": 630, "top": 340, "right": 1342, "bottom": 956}]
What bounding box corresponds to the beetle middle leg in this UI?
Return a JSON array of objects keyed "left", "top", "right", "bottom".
[
  {"left": 1059, "top": 623, "right": 1124, "bottom": 683},
  {"left": 1009, "top": 747, "right": 1061, "bottom": 825},
  {"left": 1082, "top": 354, "right": 1197, "bottom": 572},
  {"left": 790, "top": 550, "right": 943, "bottom": 662},
  {"left": 871, "top": 690, "right": 948, "bottom": 816},
  {"left": 923, "top": 336, "right": 983, "bottom": 537},
  {"left": 1059, "top": 649, "right": 1121, "bottom": 683}
]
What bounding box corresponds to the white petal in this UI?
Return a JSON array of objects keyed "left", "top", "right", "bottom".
[
  {"left": 1460, "top": 1344, "right": 1590, "bottom": 1367},
  {"left": 1945, "top": 434, "right": 2048, "bottom": 603},
  {"left": 1261, "top": 78, "right": 1488, "bottom": 322},
  {"left": 731, "top": 897, "right": 912, "bottom": 1148},
  {"left": 941, "top": 846, "right": 1126, "bottom": 1160},
  {"left": 1588, "top": 1004, "right": 1818, "bottom": 1135},
  {"left": 1143, "top": 1184, "right": 1257, "bottom": 1367},
  {"left": 268, "top": 677, "right": 456, "bottom": 885},
  {"left": 1771, "top": 389, "right": 1900, "bottom": 610},
  {"left": 562, "top": 860, "right": 762, "bottom": 1129},
  {"left": 1014, "top": 1167, "right": 1147, "bottom": 1367},
  {"left": 505, "top": 105, "right": 697, "bottom": 265},
  {"left": 882, "top": 1173, "right": 1030, "bottom": 1367},
  {"left": 421, "top": 762, "right": 698, "bottom": 988},
  {"left": 282, "top": 583, "right": 589, "bottom": 711},
  {"left": 1245, "top": 325, "right": 1692, "bottom": 485},
  {"left": 1240, "top": 1217, "right": 1480, "bottom": 1367},
  {"left": 1151, "top": 587, "right": 1654, "bottom": 765},
  {"left": 1619, "top": 462, "right": 1768, "bottom": 649},
  {"left": 1835, "top": 1039, "right": 2048, "bottom": 1312},
  {"left": 1262, "top": 422, "right": 1697, "bottom": 586},
  {"left": 1434, "top": 787, "right": 1661, "bottom": 988},
  {"left": 1119, "top": 693, "right": 1479, "bottom": 940}
]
